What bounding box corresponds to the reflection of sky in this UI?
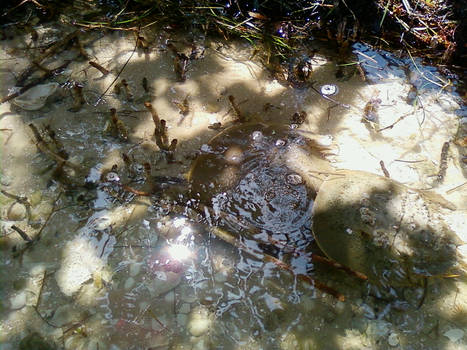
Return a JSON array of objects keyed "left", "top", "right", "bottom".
[{"left": 353, "top": 42, "right": 450, "bottom": 91}]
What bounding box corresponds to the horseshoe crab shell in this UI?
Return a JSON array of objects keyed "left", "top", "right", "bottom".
[
  {"left": 312, "top": 170, "right": 465, "bottom": 287},
  {"left": 13, "top": 82, "right": 59, "bottom": 110}
]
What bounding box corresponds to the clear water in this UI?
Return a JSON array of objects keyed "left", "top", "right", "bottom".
[{"left": 0, "top": 21, "right": 466, "bottom": 350}]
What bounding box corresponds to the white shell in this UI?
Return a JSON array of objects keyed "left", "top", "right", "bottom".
[
  {"left": 443, "top": 328, "right": 465, "bottom": 343},
  {"left": 320, "top": 84, "right": 339, "bottom": 96},
  {"left": 13, "top": 82, "right": 59, "bottom": 110}
]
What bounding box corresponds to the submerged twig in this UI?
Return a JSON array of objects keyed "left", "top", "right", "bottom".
[
  {"left": 1, "top": 189, "right": 32, "bottom": 224},
  {"left": 228, "top": 95, "right": 247, "bottom": 122},
  {"left": 379, "top": 160, "right": 390, "bottom": 178},
  {"left": 28, "top": 123, "right": 84, "bottom": 172},
  {"left": 209, "top": 225, "right": 345, "bottom": 301},
  {"left": 16, "top": 31, "right": 78, "bottom": 86},
  {"left": 11, "top": 225, "right": 32, "bottom": 242},
  {"left": 89, "top": 61, "right": 110, "bottom": 76},
  {"left": 436, "top": 141, "right": 449, "bottom": 183},
  {"left": 94, "top": 35, "right": 138, "bottom": 105},
  {"left": 1, "top": 60, "right": 71, "bottom": 105}
]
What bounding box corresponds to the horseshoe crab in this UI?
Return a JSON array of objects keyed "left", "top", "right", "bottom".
[{"left": 188, "top": 122, "right": 466, "bottom": 291}]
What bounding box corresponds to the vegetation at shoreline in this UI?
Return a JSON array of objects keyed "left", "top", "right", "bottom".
[{"left": 1, "top": 0, "right": 465, "bottom": 69}]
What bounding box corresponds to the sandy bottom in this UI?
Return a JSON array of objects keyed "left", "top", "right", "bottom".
[{"left": 0, "top": 23, "right": 466, "bottom": 350}]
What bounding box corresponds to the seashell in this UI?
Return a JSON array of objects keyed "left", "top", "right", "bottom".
[
  {"left": 320, "top": 84, "right": 339, "bottom": 96},
  {"left": 13, "top": 82, "right": 59, "bottom": 110}
]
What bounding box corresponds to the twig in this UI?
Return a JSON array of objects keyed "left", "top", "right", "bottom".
[
  {"left": 436, "top": 141, "right": 449, "bottom": 183},
  {"left": 11, "top": 225, "right": 32, "bottom": 242},
  {"left": 446, "top": 181, "right": 467, "bottom": 194},
  {"left": 0, "top": 60, "right": 71, "bottom": 104},
  {"left": 16, "top": 31, "right": 78, "bottom": 86},
  {"left": 1, "top": 189, "right": 32, "bottom": 223},
  {"left": 28, "top": 124, "right": 84, "bottom": 172},
  {"left": 379, "top": 160, "right": 390, "bottom": 178},
  {"left": 89, "top": 61, "right": 110, "bottom": 76},
  {"left": 94, "top": 35, "right": 139, "bottom": 106},
  {"left": 210, "top": 225, "right": 345, "bottom": 301},
  {"left": 377, "top": 111, "right": 413, "bottom": 132}
]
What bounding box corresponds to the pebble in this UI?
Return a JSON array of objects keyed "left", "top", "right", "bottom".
[
  {"left": 147, "top": 272, "right": 181, "bottom": 297},
  {"left": 388, "top": 332, "right": 399, "bottom": 347},
  {"left": 129, "top": 262, "right": 141, "bottom": 277},
  {"left": 187, "top": 306, "right": 212, "bottom": 337},
  {"left": 9, "top": 291, "right": 26, "bottom": 309},
  {"left": 179, "top": 303, "right": 191, "bottom": 314},
  {"left": 7, "top": 202, "right": 27, "bottom": 221},
  {"left": 124, "top": 277, "right": 135, "bottom": 290},
  {"left": 13, "top": 82, "right": 59, "bottom": 110}
]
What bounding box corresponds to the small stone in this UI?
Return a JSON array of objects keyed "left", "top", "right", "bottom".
[
  {"left": 443, "top": 328, "right": 464, "bottom": 343},
  {"left": 124, "top": 277, "right": 135, "bottom": 290},
  {"left": 187, "top": 306, "right": 213, "bottom": 337},
  {"left": 176, "top": 313, "right": 188, "bottom": 326},
  {"left": 388, "top": 332, "right": 399, "bottom": 347},
  {"left": 29, "top": 191, "right": 42, "bottom": 206},
  {"left": 129, "top": 262, "right": 141, "bottom": 277},
  {"left": 213, "top": 271, "right": 227, "bottom": 283},
  {"left": 8, "top": 202, "right": 27, "bottom": 221},
  {"left": 286, "top": 173, "right": 303, "bottom": 185},
  {"left": 9, "top": 291, "right": 27, "bottom": 309},
  {"left": 179, "top": 303, "right": 191, "bottom": 314}
]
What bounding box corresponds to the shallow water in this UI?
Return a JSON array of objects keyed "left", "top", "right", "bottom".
[{"left": 1, "top": 22, "right": 467, "bottom": 350}]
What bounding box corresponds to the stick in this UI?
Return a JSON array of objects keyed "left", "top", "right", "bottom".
[
  {"left": 28, "top": 124, "right": 84, "bottom": 172},
  {"left": 210, "top": 226, "right": 345, "bottom": 301},
  {"left": 1, "top": 60, "right": 71, "bottom": 104},
  {"left": 11, "top": 225, "right": 33, "bottom": 242},
  {"left": 1, "top": 189, "right": 32, "bottom": 223},
  {"left": 16, "top": 31, "right": 78, "bottom": 86}
]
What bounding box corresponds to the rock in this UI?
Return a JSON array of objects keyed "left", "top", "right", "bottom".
[
  {"left": 443, "top": 328, "right": 464, "bottom": 343},
  {"left": 9, "top": 291, "right": 26, "bottom": 310},
  {"left": 7, "top": 202, "right": 27, "bottom": 221},
  {"left": 55, "top": 234, "right": 113, "bottom": 296},
  {"left": 187, "top": 306, "right": 213, "bottom": 337},
  {"left": 388, "top": 332, "right": 399, "bottom": 347},
  {"left": 124, "top": 277, "right": 135, "bottom": 290},
  {"left": 147, "top": 271, "right": 181, "bottom": 297}
]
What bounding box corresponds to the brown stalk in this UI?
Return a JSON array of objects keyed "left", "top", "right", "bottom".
[
  {"left": 28, "top": 123, "right": 83, "bottom": 172},
  {"left": 209, "top": 226, "right": 345, "bottom": 301},
  {"left": 16, "top": 31, "right": 78, "bottom": 86},
  {"left": 144, "top": 102, "right": 161, "bottom": 128},
  {"left": 89, "top": 61, "right": 110, "bottom": 76}
]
